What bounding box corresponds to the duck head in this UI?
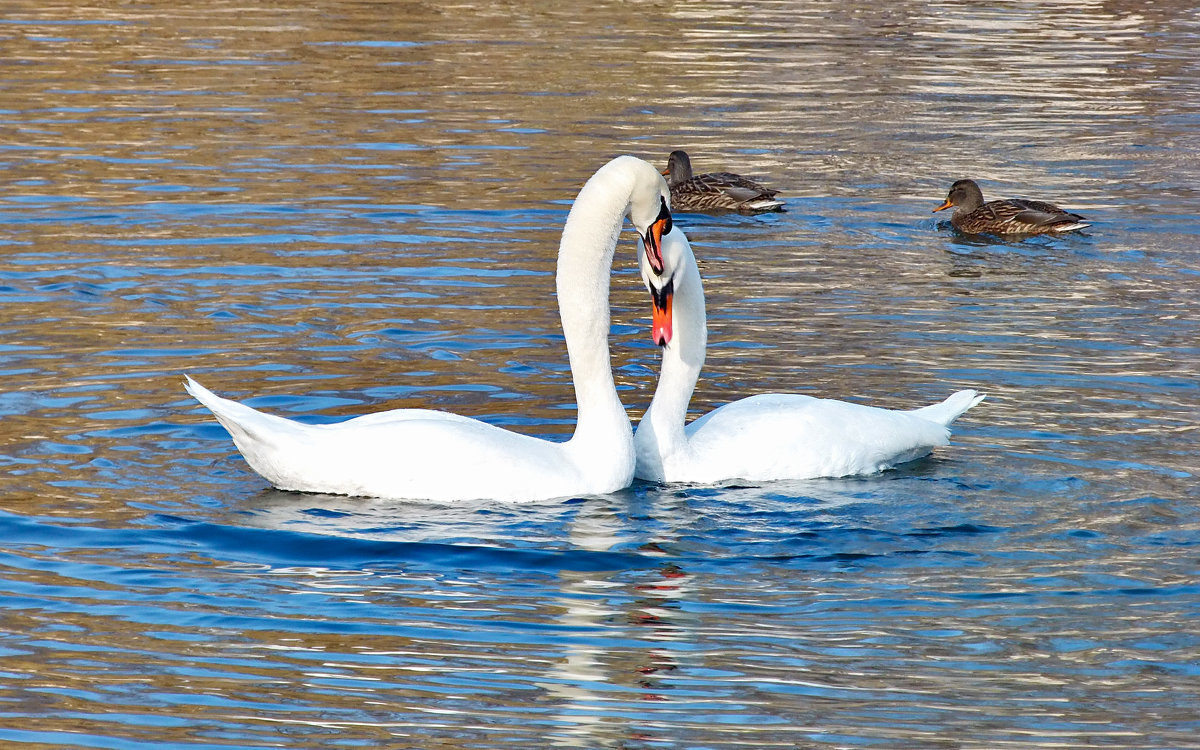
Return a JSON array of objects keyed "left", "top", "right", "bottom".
[
  {"left": 933, "top": 179, "right": 985, "bottom": 213},
  {"left": 661, "top": 150, "right": 694, "bottom": 187}
]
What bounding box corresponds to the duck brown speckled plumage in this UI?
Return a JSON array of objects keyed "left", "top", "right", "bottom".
[
  {"left": 662, "top": 150, "right": 784, "bottom": 214},
  {"left": 933, "top": 179, "right": 1089, "bottom": 235}
]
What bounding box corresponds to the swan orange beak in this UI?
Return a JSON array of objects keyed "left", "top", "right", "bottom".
[
  {"left": 932, "top": 199, "right": 954, "bottom": 213},
  {"left": 650, "top": 278, "right": 674, "bottom": 347},
  {"left": 642, "top": 197, "right": 671, "bottom": 275},
  {"left": 643, "top": 222, "right": 664, "bottom": 274}
]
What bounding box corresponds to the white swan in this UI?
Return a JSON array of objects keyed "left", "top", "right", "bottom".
[
  {"left": 632, "top": 226, "right": 984, "bottom": 484},
  {"left": 186, "top": 155, "right": 675, "bottom": 503}
]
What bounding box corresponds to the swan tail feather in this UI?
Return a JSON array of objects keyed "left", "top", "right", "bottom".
[
  {"left": 908, "top": 389, "right": 985, "bottom": 427},
  {"left": 184, "top": 375, "right": 308, "bottom": 448}
]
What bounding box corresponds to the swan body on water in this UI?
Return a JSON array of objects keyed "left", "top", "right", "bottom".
[
  {"left": 187, "top": 155, "right": 674, "bottom": 502},
  {"left": 632, "top": 227, "right": 984, "bottom": 484}
]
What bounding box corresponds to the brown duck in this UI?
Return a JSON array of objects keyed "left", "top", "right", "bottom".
[
  {"left": 662, "top": 150, "right": 784, "bottom": 214},
  {"left": 933, "top": 179, "right": 1088, "bottom": 235}
]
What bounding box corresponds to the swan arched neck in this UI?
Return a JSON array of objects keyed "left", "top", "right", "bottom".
[
  {"left": 638, "top": 237, "right": 707, "bottom": 463},
  {"left": 554, "top": 160, "right": 644, "bottom": 449}
]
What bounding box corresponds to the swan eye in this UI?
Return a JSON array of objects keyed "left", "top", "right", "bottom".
[{"left": 658, "top": 196, "right": 673, "bottom": 234}]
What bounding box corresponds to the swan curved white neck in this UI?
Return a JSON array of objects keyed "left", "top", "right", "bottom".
[
  {"left": 637, "top": 230, "right": 707, "bottom": 471},
  {"left": 558, "top": 158, "right": 663, "bottom": 455}
]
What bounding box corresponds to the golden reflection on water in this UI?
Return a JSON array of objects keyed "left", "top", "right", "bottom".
[
  {"left": 6, "top": 0, "right": 1194, "bottom": 209},
  {"left": 3, "top": 0, "right": 1196, "bottom": 436}
]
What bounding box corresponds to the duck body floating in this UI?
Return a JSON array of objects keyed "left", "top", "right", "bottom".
[
  {"left": 663, "top": 150, "right": 784, "bottom": 214},
  {"left": 933, "top": 178, "right": 1089, "bottom": 235}
]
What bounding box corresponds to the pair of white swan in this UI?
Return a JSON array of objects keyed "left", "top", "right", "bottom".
[{"left": 186, "top": 156, "right": 982, "bottom": 502}]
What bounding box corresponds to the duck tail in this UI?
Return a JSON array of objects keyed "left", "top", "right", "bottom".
[
  {"left": 908, "top": 389, "right": 985, "bottom": 427},
  {"left": 748, "top": 198, "right": 786, "bottom": 212},
  {"left": 1054, "top": 221, "right": 1090, "bottom": 232}
]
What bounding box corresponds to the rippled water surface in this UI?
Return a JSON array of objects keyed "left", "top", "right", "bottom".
[{"left": 2, "top": 1, "right": 1199, "bottom": 747}]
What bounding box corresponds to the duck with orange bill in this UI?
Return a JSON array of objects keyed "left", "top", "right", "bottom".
[{"left": 933, "top": 179, "right": 1089, "bottom": 235}]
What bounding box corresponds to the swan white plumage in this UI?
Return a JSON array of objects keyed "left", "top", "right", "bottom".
[
  {"left": 632, "top": 226, "right": 985, "bottom": 484},
  {"left": 186, "top": 155, "right": 675, "bottom": 503}
]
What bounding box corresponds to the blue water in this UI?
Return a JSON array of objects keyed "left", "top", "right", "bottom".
[{"left": 3, "top": 0, "right": 1200, "bottom": 747}]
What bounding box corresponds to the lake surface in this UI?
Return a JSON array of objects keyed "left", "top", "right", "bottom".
[{"left": 2, "top": 0, "right": 1199, "bottom": 747}]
